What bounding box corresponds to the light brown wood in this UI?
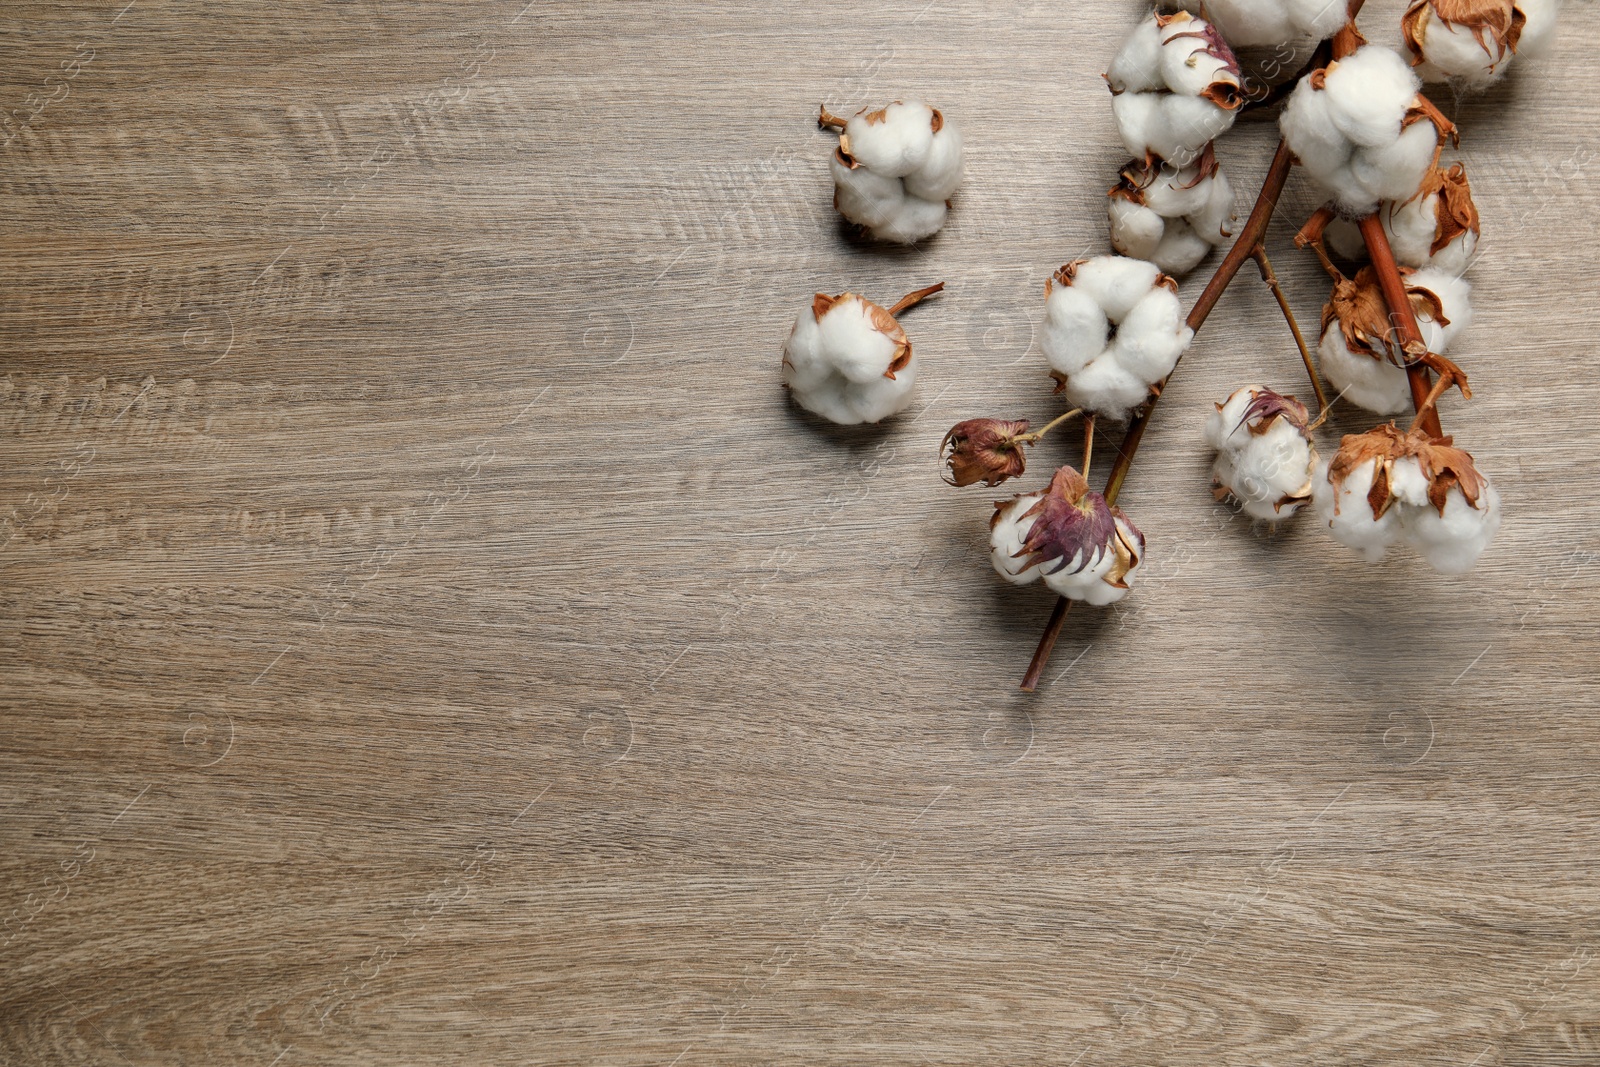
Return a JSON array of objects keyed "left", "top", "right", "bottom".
[{"left": 4, "top": 1, "right": 1599, "bottom": 1063}]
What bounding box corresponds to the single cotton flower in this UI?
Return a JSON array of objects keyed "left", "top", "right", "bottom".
[
  {"left": 989, "top": 465, "right": 1146, "bottom": 605},
  {"left": 1280, "top": 43, "right": 1455, "bottom": 216},
  {"left": 1158, "top": 0, "right": 1348, "bottom": 48},
  {"left": 1205, "top": 386, "right": 1318, "bottom": 520},
  {"left": 1313, "top": 423, "right": 1500, "bottom": 572},
  {"left": 1324, "top": 162, "right": 1481, "bottom": 275},
  {"left": 821, "top": 101, "right": 962, "bottom": 244},
  {"left": 782, "top": 284, "right": 943, "bottom": 425},
  {"left": 1317, "top": 265, "right": 1471, "bottom": 415},
  {"left": 1041, "top": 256, "right": 1194, "bottom": 421},
  {"left": 942, "top": 418, "right": 1033, "bottom": 487},
  {"left": 1401, "top": 0, "right": 1564, "bottom": 88},
  {"left": 1107, "top": 12, "right": 1243, "bottom": 165},
  {"left": 1108, "top": 147, "right": 1238, "bottom": 275}
]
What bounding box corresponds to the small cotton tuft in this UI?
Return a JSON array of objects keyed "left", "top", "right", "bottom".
[
  {"left": 1108, "top": 150, "right": 1238, "bottom": 275},
  {"left": 1041, "top": 256, "right": 1194, "bottom": 421},
  {"left": 1402, "top": 0, "right": 1565, "bottom": 88},
  {"left": 1159, "top": 0, "right": 1347, "bottom": 48},
  {"left": 782, "top": 292, "right": 917, "bottom": 425},
  {"left": 1317, "top": 265, "right": 1471, "bottom": 415},
  {"left": 1204, "top": 386, "right": 1318, "bottom": 521},
  {"left": 826, "top": 101, "right": 962, "bottom": 244}
]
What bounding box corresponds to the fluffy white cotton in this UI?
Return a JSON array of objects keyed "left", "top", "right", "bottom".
[
  {"left": 990, "top": 494, "right": 1044, "bottom": 583},
  {"left": 1041, "top": 256, "right": 1194, "bottom": 420},
  {"left": 1325, "top": 189, "right": 1478, "bottom": 275},
  {"left": 782, "top": 294, "right": 915, "bottom": 424},
  {"left": 1108, "top": 12, "right": 1242, "bottom": 165},
  {"left": 1109, "top": 156, "right": 1237, "bottom": 275},
  {"left": 1281, "top": 45, "right": 1442, "bottom": 215},
  {"left": 1160, "top": 0, "right": 1347, "bottom": 48},
  {"left": 1405, "top": 0, "right": 1565, "bottom": 87},
  {"left": 1204, "top": 386, "right": 1317, "bottom": 521},
  {"left": 829, "top": 101, "right": 962, "bottom": 243},
  {"left": 1318, "top": 268, "right": 1472, "bottom": 415},
  {"left": 1312, "top": 456, "right": 1501, "bottom": 571}
]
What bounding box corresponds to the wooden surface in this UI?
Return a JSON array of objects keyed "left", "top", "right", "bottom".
[{"left": 4, "top": 1, "right": 1599, "bottom": 1063}]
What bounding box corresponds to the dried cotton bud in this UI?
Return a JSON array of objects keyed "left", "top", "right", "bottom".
[
  {"left": 1280, "top": 44, "right": 1454, "bottom": 217},
  {"left": 1401, "top": 0, "right": 1564, "bottom": 88},
  {"left": 1107, "top": 12, "right": 1243, "bottom": 165},
  {"left": 989, "top": 465, "right": 1146, "bottom": 605},
  {"left": 1204, "top": 386, "right": 1317, "bottom": 521},
  {"left": 1313, "top": 423, "right": 1501, "bottom": 572},
  {"left": 782, "top": 284, "right": 943, "bottom": 425},
  {"left": 1318, "top": 265, "right": 1471, "bottom": 415},
  {"left": 942, "top": 418, "right": 1033, "bottom": 487},
  {"left": 822, "top": 101, "right": 963, "bottom": 244},
  {"left": 1325, "top": 163, "right": 1481, "bottom": 275},
  {"left": 1158, "top": 0, "right": 1348, "bottom": 48},
  {"left": 1108, "top": 148, "right": 1238, "bottom": 276},
  {"left": 1041, "top": 256, "right": 1193, "bottom": 421}
]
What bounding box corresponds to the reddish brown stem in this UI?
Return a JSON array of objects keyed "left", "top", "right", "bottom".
[
  {"left": 1022, "top": 138, "right": 1297, "bottom": 692},
  {"left": 1251, "top": 243, "right": 1329, "bottom": 413},
  {"left": 1356, "top": 213, "right": 1443, "bottom": 438},
  {"left": 889, "top": 282, "right": 945, "bottom": 316}
]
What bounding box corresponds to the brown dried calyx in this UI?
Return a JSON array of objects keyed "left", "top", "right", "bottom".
[
  {"left": 1322, "top": 265, "right": 1447, "bottom": 365},
  {"left": 1108, "top": 143, "right": 1220, "bottom": 207},
  {"left": 1414, "top": 163, "right": 1480, "bottom": 254},
  {"left": 943, "top": 418, "right": 1033, "bottom": 487},
  {"left": 1328, "top": 423, "right": 1489, "bottom": 517},
  {"left": 810, "top": 292, "right": 913, "bottom": 379},
  {"left": 1402, "top": 0, "right": 1526, "bottom": 66},
  {"left": 998, "top": 465, "right": 1142, "bottom": 587},
  {"left": 1235, "top": 388, "right": 1310, "bottom": 437}
]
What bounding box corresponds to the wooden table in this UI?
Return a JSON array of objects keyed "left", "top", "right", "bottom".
[{"left": 4, "top": 1, "right": 1598, "bottom": 1063}]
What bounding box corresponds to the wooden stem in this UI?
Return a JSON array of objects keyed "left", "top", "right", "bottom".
[
  {"left": 1022, "top": 138, "right": 1297, "bottom": 692},
  {"left": 1356, "top": 213, "right": 1443, "bottom": 438},
  {"left": 1251, "top": 243, "right": 1329, "bottom": 413},
  {"left": 817, "top": 105, "right": 849, "bottom": 131}
]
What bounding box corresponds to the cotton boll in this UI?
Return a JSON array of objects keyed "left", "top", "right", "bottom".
[
  {"left": 1041, "top": 287, "right": 1110, "bottom": 376},
  {"left": 824, "top": 101, "right": 962, "bottom": 243},
  {"left": 1319, "top": 423, "right": 1499, "bottom": 572},
  {"left": 1205, "top": 386, "right": 1318, "bottom": 520},
  {"left": 1158, "top": 0, "right": 1345, "bottom": 47},
  {"left": 1108, "top": 154, "right": 1236, "bottom": 276},
  {"left": 1403, "top": 0, "right": 1564, "bottom": 86},
  {"left": 1041, "top": 256, "right": 1194, "bottom": 421},
  {"left": 1317, "top": 163, "right": 1482, "bottom": 272},
  {"left": 1280, "top": 46, "right": 1449, "bottom": 215},
  {"left": 877, "top": 196, "right": 948, "bottom": 244},
  {"left": 1318, "top": 327, "right": 1414, "bottom": 414},
  {"left": 1108, "top": 13, "right": 1241, "bottom": 163},
  {"left": 903, "top": 126, "right": 963, "bottom": 201},
  {"left": 1317, "top": 265, "right": 1468, "bottom": 415},
  {"left": 1408, "top": 267, "right": 1472, "bottom": 350},
  {"left": 782, "top": 291, "right": 925, "bottom": 425},
  {"left": 990, "top": 495, "right": 1045, "bottom": 584},
  {"left": 1402, "top": 481, "right": 1502, "bottom": 572},
  {"left": 1107, "top": 16, "right": 1166, "bottom": 94},
  {"left": 843, "top": 101, "right": 934, "bottom": 177},
  {"left": 989, "top": 466, "right": 1146, "bottom": 605},
  {"left": 1313, "top": 456, "right": 1404, "bottom": 560},
  {"left": 1108, "top": 197, "right": 1167, "bottom": 262},
  {"left": 1323, "top": 47, "right": 1419, "bottom": 148}
]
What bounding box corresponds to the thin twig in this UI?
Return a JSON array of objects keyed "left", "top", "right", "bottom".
[
  {"left": 1081, "top": 415, "right": 1097, "bottom": 480},
  {"left": 1251, "top": 243, "right": 1329, "bottom": 413},
  {"left": 817, "top": 105, "right": 849, "bottom": 131},
  {"left": 1021, "top": 407, "right": 1083, "bottom": 444},
  {"left": 889, "top": 282, "right": 945, "bottom": 316},
  {"left": 1024, "top": 142, "right": 1297, "bottom": 691}
]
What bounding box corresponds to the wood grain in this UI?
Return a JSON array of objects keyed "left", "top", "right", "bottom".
[{"left": 4, "top": 1, "right": 1600, "bottom": 1063}]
